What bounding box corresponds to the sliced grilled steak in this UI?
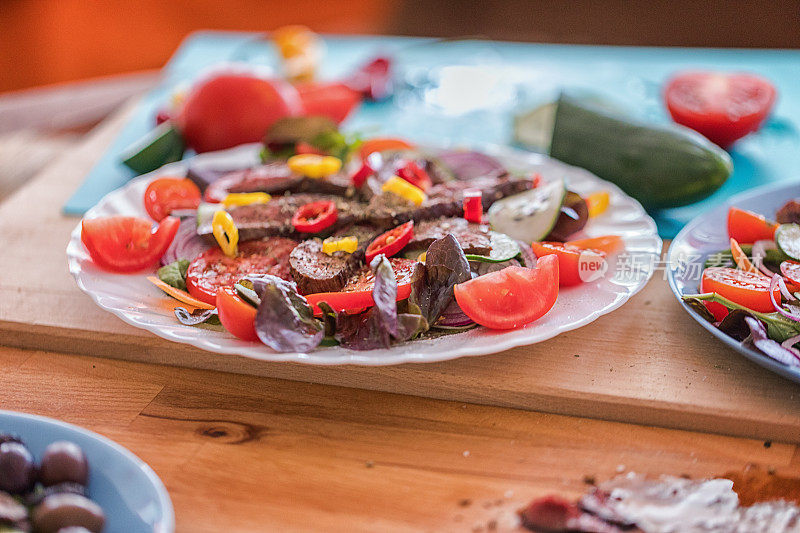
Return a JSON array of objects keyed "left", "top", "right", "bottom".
[
  {"left": 204, "top": 162, "right": 354, "bottom": 202},
  {"left": 406, "top": 217, "right": 491, "bottom": 255},
  {"left": 290, "top": 224, "right": 379, "bottom": 294},
  {"left": 367, "top": 175, "right": 531, "bottom": 228},
  {"left": 198, "top": 194, "right": 368, "bottom": 242}
]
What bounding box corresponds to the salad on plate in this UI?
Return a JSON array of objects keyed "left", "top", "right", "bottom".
[
  {"left": 682, "top": 200, "right": 800, "bottom": 368},
  {"left": 77, "top": 118, "right": 632, "bottom": 355}
]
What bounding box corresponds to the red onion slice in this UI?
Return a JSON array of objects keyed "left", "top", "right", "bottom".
[
  {"left": 751, "top": 240, "right": 777, "bottom": 277},
  {"left": 782, "top": 334, "right": 800, "bottom": 353},
  {"left": 770, "top": 274, "right": 800, "bottom": 322},
  {"left": 434, "top": 299, "right": 475, "bottom": 328},
  {"left": 160, "top": 214, "right": 212, "bottom": 266}
]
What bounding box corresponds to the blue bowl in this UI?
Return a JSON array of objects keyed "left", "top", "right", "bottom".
[
  {"left": 0, "top": 410, "right": 174, "bottom": 532},
  {"left": 666, "top": 180, "right": 800, "bottom": 385}
]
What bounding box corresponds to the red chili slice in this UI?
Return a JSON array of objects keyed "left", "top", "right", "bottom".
[
  {"left": 365, "top": 221, "right": 414, "bottom": 265},
  {"left": 350, "top": 161, "right": 374, "bottom": 188},
  {"left": 292, "top": 200, "right": 338, "bottom": 233},
  {"left": 396, "top": 160, "right": 432, "bottom": 191},
  {"left": 463, "top": 188, "right": 483, "bottom": 223}
]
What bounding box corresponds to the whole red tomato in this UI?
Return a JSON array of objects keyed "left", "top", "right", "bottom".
[{"left": 176, "top": 73, "right": 303, "bottom": 153}]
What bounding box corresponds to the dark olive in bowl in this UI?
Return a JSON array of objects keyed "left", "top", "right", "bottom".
[
  {"left": 546, "top": 191, "right": 589, "bottom": 241},
  {"left": 39, "top": 441, "right": 89, "bottom": 487},
  {"left": 0, "top": 442, "right": 36, "bottom": 494},
  {"left": 32, "top": 493, "right": 105, "bottom": 533}
]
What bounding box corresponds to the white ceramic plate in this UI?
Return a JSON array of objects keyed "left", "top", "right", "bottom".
[{"left": 67, "top": 144, "right": 661, "bottom": 365}]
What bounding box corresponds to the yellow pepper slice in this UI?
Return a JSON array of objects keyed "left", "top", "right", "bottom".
[
  {"left": 382, "top": 176, "right": 427, "bottom": 206},
  {"left": 212, "top": 210, "right": 239, "bottom": 258},
  {"left": 287, "top": 154, "right": 342, "bottom": 179},
  {"left": 322, "top": 236, "right": 359, "bottom": 255},
  {"left": 221, "top": 192, "right": 271, "bottom": 208},
  {"left": 586, "top": 191, "right": 610, "bottom": 218}
]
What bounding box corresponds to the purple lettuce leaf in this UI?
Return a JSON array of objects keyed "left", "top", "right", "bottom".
[
  {"left": 436, "top": 150, "right": 506, "bottom": 181},
  {"left": 337, "top": 256, "right": 427, "bottom": 351},
  {"left": 247, "top": 274, "right": 324, "bottom": 352},
  {"left": 411, "top": 234, "right": 472, "bottom": 327},
  {"left": 744, "top": 317, "right": 800, "bottom": 367}
]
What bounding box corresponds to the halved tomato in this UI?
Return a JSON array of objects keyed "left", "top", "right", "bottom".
[
  {"left": 144, "top": 177, "right": 201, "bottom": 221},
  {"left": 530, "top": 242, "right": 606, "bottom": 287},
  {"left": 701, "top": 266, "right": 781, "bottom": 315},
  {"left": 217, "top": 286, "right": 259, "bottom": 342},
  {"left": 727, "top": 207, "right": 778, "bottom": 244},
  {"left": 305, "top": 257, "right": 418, "bottom": 313},
  {"left": 186, "top": 238, "right": 297, "bottom": 305},
  {"left": 664, "top": 71, "right": 777, "bottom": 147},
  {"left": 81, "top": 216, "right": 179, "bottom": 273},
  {"left": 453, "top": 255, "right": 559, "bottom": 330}
]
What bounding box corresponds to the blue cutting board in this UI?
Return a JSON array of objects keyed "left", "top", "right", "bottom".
[{"left": 64, "top": 31, "right": 800, "bottom": 238}]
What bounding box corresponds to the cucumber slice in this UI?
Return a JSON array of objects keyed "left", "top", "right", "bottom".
[
  {"left": 196, "top": 202, "right": 220, "bottom": 229},
  {"left": 121, "top": 122, "right": 185, "bottom": 175},
  {"left": 487, "top": 178, "right": 566, "bottom": 244},
  {"left": 465, "top": 231, "right": 521, "bottom": 263},
  {"left": 776, "top": 223, "right": 800, "bottom": 260},
  {"left": 704, "top": 245, "right": 790, "bottom": 269}
]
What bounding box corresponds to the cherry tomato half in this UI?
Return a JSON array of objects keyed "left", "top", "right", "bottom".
[
  {"left": 530, "top": 242, "right": 606, "bottom": 287},
  {"left": 216, "top": 286, "right": 259, "bottom": 342},
  {"left": 359, "top": 137, "right": 414, "bottom": 159},
  {"left": 701, "top": 266, "right": 781, "bottom": 314},
  {"left": 664, "top": 71, "right": 777, "bottom": 147},
  {"left": 396, "top": 160, "right": 432, "bottom": 192},
  {"left": 365, "top": 221, "right": 414, "bottom": 265},
  {"left": 292, "top": 200, "right": 338, "bottom": 233},
  {"left": 727, "top": 207, "right": 778, "bottom": 244},
  {"left": 454, "top": 256, "right": 560, "bottom": 330},
  {"left": 305, "top": 257, "right": 418, "bottom": 313},
  {"left": 144, "top": 177, "right": 201, "bottom": 221},
  {"left": 81, "top": 216, "right": 179, "bottom": 273}
]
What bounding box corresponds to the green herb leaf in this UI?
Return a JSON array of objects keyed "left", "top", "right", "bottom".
[
  {"left": 683, "top": 292, "right": 800, "bottom": 342},
  {"left": 157, "top": 259, "right": 189, "bottom": 291}
]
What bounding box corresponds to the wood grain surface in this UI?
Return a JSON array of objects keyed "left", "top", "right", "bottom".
[
  {"left": 1, "top": 345, "right": 797, "bottom": 533},
  {"left": 1, "top": 101, "right": 799, "bottom": 445}
]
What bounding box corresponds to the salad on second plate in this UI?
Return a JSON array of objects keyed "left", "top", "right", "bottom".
[
  {"left": 80, "top": 118, "right": 624, "bottom": 353},
  {"left": 683, "top": 200, "right": 800, "bottom": 368}
]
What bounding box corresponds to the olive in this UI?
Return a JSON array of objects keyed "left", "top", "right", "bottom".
[
  {"left": 0, "top": 442, "right": 36, "bottom": 494},
  {"left": 39, "top": 442, "right": 88, "bottom": 487},
  {"left": 56, "top": 528, "right": 93, "bottom": 533},
  {"left": 546, "top": 191, "right": 589, "bottom": 241},
  {"left": 22, "top": 482, "right": 86, "bottom": 508},
  {"left": 0, "top": 433, "right": 23, "bottom": 446},
  {"left": 32, "top": 493, "right": 105, "bottom": 533},
  {"left": 0, "top": 491, "right": 29, "bottom": 527}
]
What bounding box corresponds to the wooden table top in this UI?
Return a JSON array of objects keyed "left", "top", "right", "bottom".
[
  {"left": 1, "top": 83, "right": 799, "bottom": 532},
  {"left": 2, "top": 345, "right": 797, "bottom": 533}
]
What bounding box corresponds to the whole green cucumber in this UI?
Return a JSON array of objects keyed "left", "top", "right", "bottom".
[{"left": 546, "top": 94, "right": 733, "bottom": 209}]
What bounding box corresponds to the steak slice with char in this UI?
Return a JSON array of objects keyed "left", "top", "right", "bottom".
[
  {"left": 367, "top": 175, "right": 531, "bottom": 228},
  {"left": 198, "top": 194, "right": 368, "bottom": 242},
  {"left": 206, "top": 162, "right": 355, "bottom": 201},
  {"left": 406, "top": 217, "right": 492, "bottom": 255},
  {"left": 290, "top": 224, "right": 379, "bottom": 294}
]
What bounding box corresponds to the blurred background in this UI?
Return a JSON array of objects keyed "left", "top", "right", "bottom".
[{"left": 2, "top": 0, "right": 799, "bottom": 93}]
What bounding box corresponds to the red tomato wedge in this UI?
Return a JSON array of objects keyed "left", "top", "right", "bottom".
[
  {"left": 144, "top": 177, "right": 201, "bottom": 221},
  {"left": 81, "top": 216, "right": 179, "bottom": 273},
  {"left": 292, "top": 200, "right": 338, "bottom": 233},
  {"left": 359, "top": 137, "right": 414, "bottom": 159},
  {"left": 305, "top": 257, "right": 418, "bottom": 313},
  {"left": 296, "top": 82, "right": 362, "bottom": 124},
  {"left": 454, "top": 256, "right": 559, "bottom": 330},
  {"left": 186, "top": 238, "right": 297, "bottom": 305},
  {"left": 701, "top": 266, "right": 781, "bottom": 314},
  {"left": 530, "top": 242, "right": 606, "bottom": 287},
  {"left": 664, "top": 71, "right": 777, "bottom": 147},
  {"left": 727, "top": 207, "right": 778, "bottom": 244},
  {"left": 365, "top": 221, "right": 414, "bottom": 265},
  {"left": 216, "top": 286, "right": 259, "bottom": 342},
  {"left": 565, "top": 235, "right": 624, "bottom": 255}
]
